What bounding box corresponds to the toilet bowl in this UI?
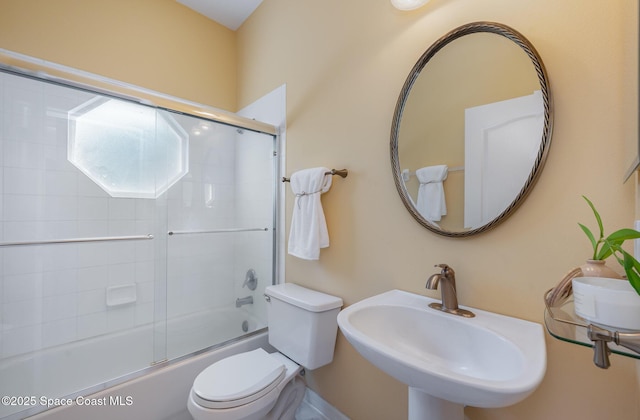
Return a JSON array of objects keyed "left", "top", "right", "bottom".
[
  {"left": 187, "top": 284, "right": 342, "bottom": 420},
  {"left": 187, "top": 349, "right": 305, "bottom": 420}
]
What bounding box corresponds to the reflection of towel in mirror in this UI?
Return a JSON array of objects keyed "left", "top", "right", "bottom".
[
  {"left": 288, "top": 167, "right": 333, "bottom": 260},
  {"left": 416, "top": 165, "right": 448, "bottom": 222}
]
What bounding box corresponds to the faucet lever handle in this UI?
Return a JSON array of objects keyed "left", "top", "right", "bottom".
[
  {"left": 242, "top": 269, "right": 258, "bottom": 291},
  {"left": 435, "top": 263, "right": 453, "bottom": 276}
]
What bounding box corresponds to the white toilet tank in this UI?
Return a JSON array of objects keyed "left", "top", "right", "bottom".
[{"left": 264, "top": 283, "right": 343, "bottom": 370}]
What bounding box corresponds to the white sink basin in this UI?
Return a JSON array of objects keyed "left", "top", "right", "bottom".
[{"left": 337, "top": 290, "right": 546, "bottom": 417}]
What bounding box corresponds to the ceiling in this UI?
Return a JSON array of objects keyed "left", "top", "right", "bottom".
[{"left": 177, "top": 0, "right": 264, "bottom": 31}]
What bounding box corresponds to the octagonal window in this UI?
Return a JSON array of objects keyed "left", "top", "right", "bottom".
[{"left": 68, "top": 97, "right": 189, "bottom": 199}]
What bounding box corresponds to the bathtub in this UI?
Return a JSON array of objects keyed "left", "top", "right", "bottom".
[{"left": 0, "top": 308, "right": 267, "bottom": 420}]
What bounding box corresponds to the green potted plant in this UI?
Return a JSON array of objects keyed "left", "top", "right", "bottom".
[
  {"left": 571, "top": 196, "right": 640, "bottom": 330},
  {"left": 578, "top": 195, "right": 640, "bottom": 295}
]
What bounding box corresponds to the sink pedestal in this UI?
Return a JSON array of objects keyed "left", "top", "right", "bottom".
[{"left": 408, "top": 388, "right": 464, "bottom": 420}]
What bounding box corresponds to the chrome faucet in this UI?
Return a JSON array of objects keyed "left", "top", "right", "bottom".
[
  {"left": 425, "top": 264, "right": 474, "bottom": 318},
  {"left": 235, "top": 295, "right": 254, "bottom": 308}
]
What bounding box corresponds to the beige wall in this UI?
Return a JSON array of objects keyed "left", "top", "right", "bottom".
[
  {"left": 0, "top": 0, "right": 238, "bottom": 110},
  {"left": 0, "top": 0, "right": 638, "bottom": 419},
  {"left": 238, "top": 0, "right": 639, "bottom": 419}
]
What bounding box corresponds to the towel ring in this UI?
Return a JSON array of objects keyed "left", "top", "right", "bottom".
[{"left": 282, "top": 169, "right": 348, "bottom": 183}]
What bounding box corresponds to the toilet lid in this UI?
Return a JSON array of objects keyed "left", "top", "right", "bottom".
[{"left": 192, "top": 348, "right": 285, "bottom": 409}]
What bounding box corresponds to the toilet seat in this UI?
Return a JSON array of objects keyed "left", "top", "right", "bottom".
[{"left": 191, "top": 348, "right": 286, "bottom": 409}]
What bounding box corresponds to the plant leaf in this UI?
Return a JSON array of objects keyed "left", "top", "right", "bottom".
[
  {"left": 621, "top": 250, "right": 640, "bottom": 295},
  {"left": 599, "top": 229, "right": 640, "bottom": 260},
  {"left": 578, "top": 223, "right": 598, "bottom": 258},
  {"left": 627, "top": 271, "right": 640, "bottom": 296},
  {"left": 621, "top": 248, "right": 640, "bottom": 271},
  {"left": 596, "top": 240, "right": 614, "bottom": 260},
  {"left": 582, "top": 195, "right": 604, "bottom": 239},
  {"left": 606, "top": 228, "right": 640, "bottom": 242}
]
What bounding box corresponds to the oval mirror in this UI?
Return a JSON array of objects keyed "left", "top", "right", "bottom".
[{"left": 390, "top": 22, "right": 553, "bottom": 237}]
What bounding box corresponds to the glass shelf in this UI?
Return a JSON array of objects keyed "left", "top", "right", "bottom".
[{"left": 544, "top": 291, "right": 640, "bottom": 361}]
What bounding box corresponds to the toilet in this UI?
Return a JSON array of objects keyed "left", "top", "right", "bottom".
[{"left": 187, "top": 283, "right": 343, "bottom": 420}]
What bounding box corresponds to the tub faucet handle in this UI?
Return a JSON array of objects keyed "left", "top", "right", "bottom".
[{"left": 242, "top": 269, "right": 258, "bottom": 291}]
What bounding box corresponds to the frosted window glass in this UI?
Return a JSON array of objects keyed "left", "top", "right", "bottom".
[{"left": 68, "top": 97, "right": 188, "bottom": 198}]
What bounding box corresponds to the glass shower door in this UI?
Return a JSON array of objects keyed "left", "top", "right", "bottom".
[{"left": 163, "top": 113, "right": 276, "bottom": 360}]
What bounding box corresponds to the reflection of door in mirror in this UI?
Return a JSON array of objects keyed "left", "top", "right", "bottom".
[{"left": 464, "top": 90, "right": 544, "bottom": 228}]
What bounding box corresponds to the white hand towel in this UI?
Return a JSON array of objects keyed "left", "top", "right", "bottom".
[
  {"left": 415, "top": 165, "right": 448, "bottom": 222},
  {"left": 288, "top": 167, "right": 333, "bottom": 260}
]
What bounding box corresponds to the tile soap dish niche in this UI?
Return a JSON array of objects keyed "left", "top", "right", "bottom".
[{"left": 106, "top": 284, "right": 137, "bottom": 307}]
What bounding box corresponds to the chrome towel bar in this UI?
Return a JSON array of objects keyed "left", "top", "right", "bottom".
[
  {"left": 0, "top": 234, "right": 154, "bottom": 247},
  {"left": 168, "top": 227, "right": 269, "bottom": 236}
]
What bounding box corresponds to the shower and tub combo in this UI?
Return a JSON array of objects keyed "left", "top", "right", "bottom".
[{"left": 0, "top": 52, "right": 284, "bottom": 419}]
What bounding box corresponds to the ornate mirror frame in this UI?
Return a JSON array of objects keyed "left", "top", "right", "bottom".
[{"left": 390, "top": 21, "right": 553, "bottom": 237}]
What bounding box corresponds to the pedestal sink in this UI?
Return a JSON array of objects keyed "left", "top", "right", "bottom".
[{"left": 337, "top": 290, "right": 546, "bottom": 420}]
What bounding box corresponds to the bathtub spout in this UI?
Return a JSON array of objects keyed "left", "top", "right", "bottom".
[{"left": 236, "top": 296, "right": 254, "bottom": 308}]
